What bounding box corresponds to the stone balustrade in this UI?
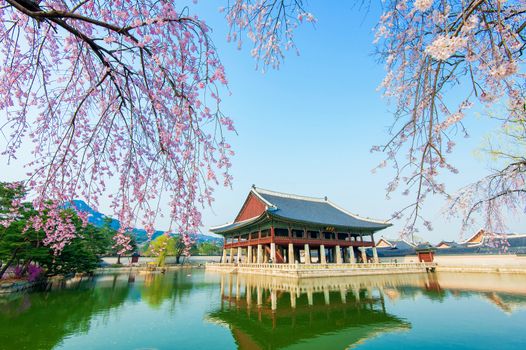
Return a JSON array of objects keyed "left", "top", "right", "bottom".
[{"left": 206, "top": 261, "right": 436, "bottom": 278}]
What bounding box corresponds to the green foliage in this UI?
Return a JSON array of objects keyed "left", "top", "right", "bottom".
[
  {"left": 39, "top": 214, "right": 114, "bottom": 276},
  {"left": 0, "top": 181, "right": 24, "bottom": 211},
  {"left": 0, "top": 182, "right": 116, "bottom": 278},
  {"left": 145, "top": 234, "right": 187, "bottom": 266},
  {"left": 191, "top": 242, "right": 222, "bottom": 256}
]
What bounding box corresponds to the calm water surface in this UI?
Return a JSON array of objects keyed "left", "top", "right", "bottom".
[{"left": 1, "top": 269, "right": 526, "bottom": 349}]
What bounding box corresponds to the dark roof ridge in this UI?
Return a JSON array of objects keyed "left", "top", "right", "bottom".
[
  {"left": 253, "top": 186, "right": 391, "bottom": 226},
  {"left": 253, "top": 187, "right": 326, "bottom": 203}
]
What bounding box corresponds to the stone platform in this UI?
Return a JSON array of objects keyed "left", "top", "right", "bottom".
[{"left": 206, "top": 262, "right": 436, "bottom": 278}]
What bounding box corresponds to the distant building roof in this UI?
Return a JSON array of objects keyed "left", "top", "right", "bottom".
[
  {"left": 211, "top": 187, "right": 392, "bottom": 234},
  {"left": 461, "top": 229, "right": 526, "bottom": 247},
  {"left": 376, "top": 237, "right": 415, "bottom": 250},
  {"left": 436, "top": 240, "right": 461, "bottom": 249}
]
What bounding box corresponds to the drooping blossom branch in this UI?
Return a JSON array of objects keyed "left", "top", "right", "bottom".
[
  {"left": 449, "top": 112, "right": 526, "bottom": 234},
  {"left": 0, "top": 0, "right": 235, "bottom": 254},
  {"left": 223, "top": 1, "right": 525, "bottom": 240},
  {"left": 224, "top": 0, "right": 315, "bottom": 69},
  {"left": 373, "top": 0, "right": 526, "bottom": 239}
]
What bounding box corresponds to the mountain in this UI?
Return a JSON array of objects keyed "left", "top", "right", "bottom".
[{"left": 70, "top": 200, "right": 222, "bottom": 245}]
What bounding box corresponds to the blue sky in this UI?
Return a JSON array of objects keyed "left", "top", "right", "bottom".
[
  {"left": 193, "top": 0, "right": 524, "bottom": 242},
  {"left": 0, "top": 1, "right": 523, "bottom": 243}
]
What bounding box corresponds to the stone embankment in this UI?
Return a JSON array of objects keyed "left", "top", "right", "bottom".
[
  {"left": 380, "top": 254, "right": 526, "bottom": 274},
  {"left": 0, "top": 280, "right": 44, "bottom": 294},
  {"left": 206, "top": 262, "right": 436, "bottom": 278}
]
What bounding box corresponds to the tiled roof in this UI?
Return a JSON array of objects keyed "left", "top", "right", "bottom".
[
  {"left": 210, "top": 216, "right": 261, "bottom": 234},
  {"left": 254, "top": 188, "right": 391, "bottom": 230},
  {"left": 210, "top": 187, "right": 392, "bottom": 234},
  {"left": 376, "top": 237, "right": 416, "bottom": 250}
]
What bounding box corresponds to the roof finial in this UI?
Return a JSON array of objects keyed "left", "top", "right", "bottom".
[
  {"left": 324, "top": 196, "right": 327, "bottom": 201},
  {"left": 252, "top": 184, "right": 256, "bottom": 189}
]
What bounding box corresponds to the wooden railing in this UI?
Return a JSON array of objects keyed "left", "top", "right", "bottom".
[{"left": 223, "top": 237, "right": 376, "bottom": 249}]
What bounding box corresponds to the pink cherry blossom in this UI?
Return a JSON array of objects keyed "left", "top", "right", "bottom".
[{"left": 0, "top": 1, "right": 234, "bottom": 253}]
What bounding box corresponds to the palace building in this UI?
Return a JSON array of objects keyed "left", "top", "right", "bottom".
[{"left": 211, "top": 186, "right": 392, "bottom": 265}]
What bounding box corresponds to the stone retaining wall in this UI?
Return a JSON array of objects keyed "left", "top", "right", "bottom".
[
  {"left": 379, "top": 254, "right": 526, "bottom": 274},
  {"left": 0, "top": 280, "right": 43, "bottom": 294},
  {"left": 206, "top": 262, "right": 434, "bottom": 279}
]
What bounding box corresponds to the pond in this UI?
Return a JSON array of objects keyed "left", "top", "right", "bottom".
[{"left": 1, "top": 269, "right": 525, "bottom": 349}]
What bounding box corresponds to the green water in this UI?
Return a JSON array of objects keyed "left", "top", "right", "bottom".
[{"left": 1, "top": 270, "right": 525, "bottom": 350}]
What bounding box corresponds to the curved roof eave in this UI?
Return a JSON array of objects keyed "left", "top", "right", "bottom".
[
  {"left": 267, "top": 212, "right": 392, "bottom": 232},
  {"left": 209, "top": 213, "right": 268, "bottom": 235}
]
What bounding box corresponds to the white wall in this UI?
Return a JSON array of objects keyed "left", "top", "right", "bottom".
[
  {"left": 434, "top": 254, "right": 526, "bottom": 267},
  {"left": 380, "top": 254, "right": 526, "bottom": 268},
  {"left": 101, "top": 255, "right": 221, "bottom": 265}
]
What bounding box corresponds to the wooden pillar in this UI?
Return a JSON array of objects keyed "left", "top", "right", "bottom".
[
  {"left": 371, "top": 233, "right": 379, "bottom": 263},
  {"left": 324, "top": 287, "right": 330, "bottom": 305},
  {"left": 257, "top": 286, "right": 262, "bottom": 306},
  {"left": 348, "top": 246, "right": 356, "bottom": 263},
  {"left": 270, "top": 242, "right": 276, "bottom": 263},
  {"left": 237, "top": 247, "right": 242, "bottom": 263},
  {"left": 361, "top": 247, "right": 367, "bottom": 264},
  {"left": 340, "top": 287, "right": 347, "bottom": 303},
  {"left": 229, "top": 247, "right": 234, "bottom": 264},
  {"left": 290, "top": 290, "right": 297, "bottom": 308},
  {"left": 257, "top": 244, "right": 263, "bottom": 263},
  {"left": 228, "top": 274, "right": 233, "bottom": 298},
  {"left": 247, "top": 246, "right": 253, "bottom": 264},
  {"left": 288, "top": 243, "right": 294, "bottom": 264},
  {"left": 246, "top": 283, "right": 252, "bottom": 307},
  {"left": 320, "top": 245, "right": 327, "bottom": 264},
  {"left": 304, "top": 244, "right": 311, "bottom": 264},
  {"left": 373, "top": 247, "right": 379, "bottom": 263},
  {"left": 271, "top": 289, "right": 277, "bottom": 311},
  {"left": 335, "top": 245, "right": 343, "bottom": 264},
  {"left": 353, "top": 287, "right": 361, "bottom": 301},
  {"left": 360, "top": 234, "right": 367, "bottom": 263}
]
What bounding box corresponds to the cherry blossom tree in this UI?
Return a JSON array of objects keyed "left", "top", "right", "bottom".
[
  {"left": 225, "top": 0, "right": 525, "bottom": 240},
  {"left": 1, "top": 0, "right": 524, "bottom": 252},
  {"left": 0, "top": 0, "right": 234, "bottom": 254},
  {"left": 373, "top": 0, "right": 526, "bottom": 238},
  {"left": 224, "top": 0, "right": 314, "bottom": 69}
]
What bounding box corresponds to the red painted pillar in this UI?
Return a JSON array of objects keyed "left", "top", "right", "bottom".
[{"left": 270, "top": 226, "right": 275, "bottom": 242}]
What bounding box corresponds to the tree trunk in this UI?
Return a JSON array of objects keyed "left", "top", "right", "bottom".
[
  {"left": 176, "top": 255, "right": 181, "bottom": 264},
  {"left": 117, "top": 254, "right": 121, "bottom": 265},
  {"left": 0, "top": 249, "right": 19, "bottom": 280},
  {"left": 21, "top": 259, "right": 32, "bottom": 276}
]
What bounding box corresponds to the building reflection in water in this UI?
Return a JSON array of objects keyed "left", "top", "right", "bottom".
[
  {"left": 207, "top": 274, "right": 424, "bottom": 350},
  {"left": 206, "top": 272, "right": 526, "bottom": 350}
]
